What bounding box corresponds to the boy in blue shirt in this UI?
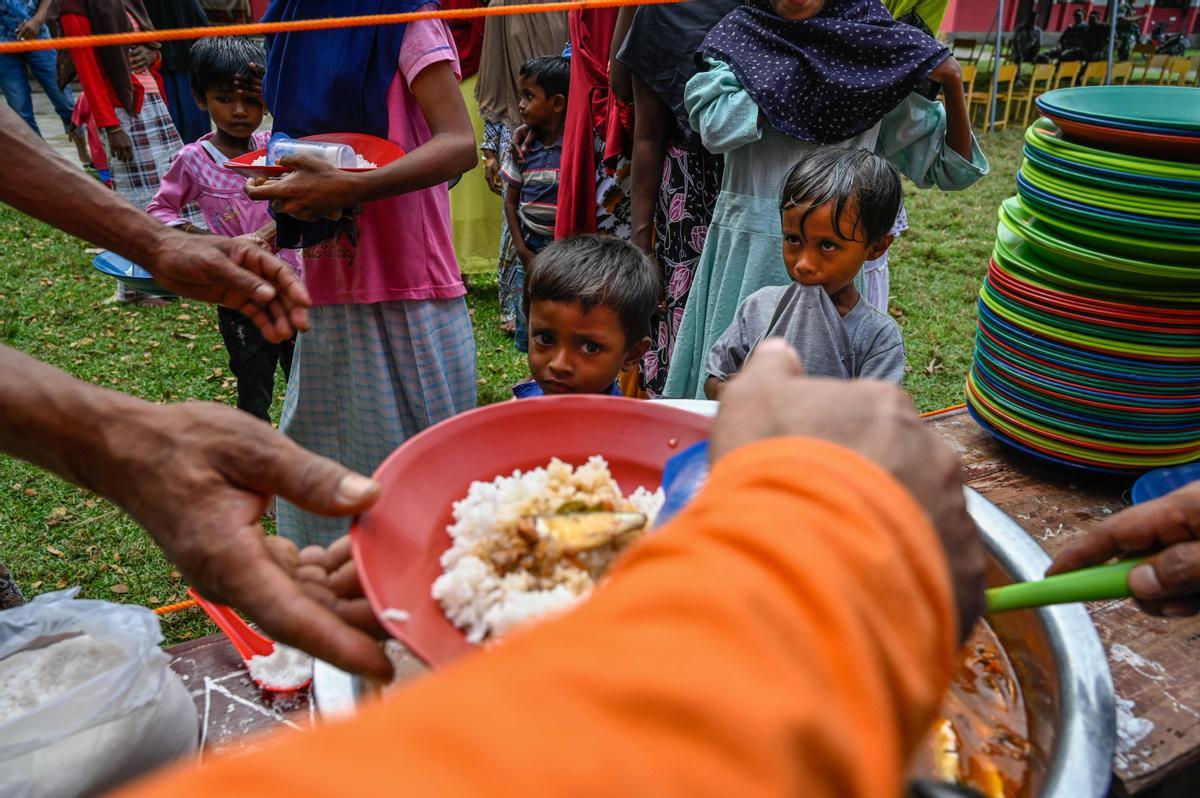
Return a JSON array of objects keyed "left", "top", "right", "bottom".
[
  {"left": 501, "top": 55, "right": 569, "bottom": 353},
  {"left": 513, "top": 236, "right": 658, "bottom": 398}
]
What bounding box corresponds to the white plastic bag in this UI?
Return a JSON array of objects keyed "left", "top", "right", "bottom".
[{"left": 0, "top": 589, "right": 198, "bottom": 798}]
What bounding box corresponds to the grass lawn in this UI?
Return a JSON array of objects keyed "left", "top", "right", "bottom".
[{"left": 0, "top": 127, "right": 1024, "bottom": 643}]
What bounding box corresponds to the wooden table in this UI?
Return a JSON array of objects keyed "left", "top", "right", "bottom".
[{"left": 167, "top": 410, "right": 1200, "bottom": 796}]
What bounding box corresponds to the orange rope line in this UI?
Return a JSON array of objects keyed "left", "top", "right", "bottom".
[
  {"left": 153, "top": 598, "right": 198, "bottom": 615},
  {"left": 0, "top": 0, "right": 683, "bottom": 53},
  {"left": 921, "top": 402, "right": 967, "bottom": 419}
]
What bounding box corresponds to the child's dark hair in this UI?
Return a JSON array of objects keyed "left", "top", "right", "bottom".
[
  {"left": 520, "top": 56, "right": 570, "bottom": 100},
  {"left": 189, "top": 36, "right": 266, "bottom": 97},
  {"left": 779, "top": 148, "right": 902, "bottom": 244},
  {"left": 523, "top": 236, "right": 659, "bottom": 345}
]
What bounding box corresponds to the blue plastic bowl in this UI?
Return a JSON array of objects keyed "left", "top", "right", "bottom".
[
  {"left": 1131, "top": 462, "right": 1200, "bottom": 504},
  {"left": 91, "top": 251, "right": 174, "bottom": 298}
]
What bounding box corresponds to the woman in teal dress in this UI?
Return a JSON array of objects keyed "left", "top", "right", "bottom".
[{"left": 663, "top": 0, "right": 989, "bottom": 399}]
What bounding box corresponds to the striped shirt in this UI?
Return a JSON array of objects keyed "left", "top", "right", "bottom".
[{"left": 500, "top": 136, "right": 562, "bottom": 237}]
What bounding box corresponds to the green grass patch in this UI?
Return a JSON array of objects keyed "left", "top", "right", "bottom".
[{"left": 0, "top": 128, "right": 1024, "bottom": 642}]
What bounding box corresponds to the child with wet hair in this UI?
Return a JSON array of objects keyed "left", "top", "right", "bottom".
[
  {"left": 704, "top": 147, "right": 906, "bottom": 400},
  {"left": 513, "top": 235, "right": 658, "bottom": 398}
]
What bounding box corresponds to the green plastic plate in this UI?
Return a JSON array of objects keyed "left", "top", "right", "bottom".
[
  {"left": 1038, "top": 86, "right": 1200, "bottom": 133},
  {"left": 1012, "top": 197, "right": 1200, "bottom": 265},
  {"left": 1018, "top": 178, "right": 1200, "bottom": 243},
  {"left": 981, "top": 283, "right": 1200, "bottom": 359},
  {"left": 998, "top": 200, "right": 1200, "bottom": 284},
  {"left": 1021, "top": 163, "right": 1200, "bottom": 221},
  {"left": 1023, "top": 146, "right": 1200, "bottom": 202},
  {"left": 968, "top": 376, "right": 1200, "bottom": 467},
  {"left": 981, "top": 281, "right": 1200, "bottom": 357},
  {"left": 1027, "top": 119, "right": 1200, "bottom": 180},
  {"left": 992, "top": 237, "right": 1200, "bottom": 306}
]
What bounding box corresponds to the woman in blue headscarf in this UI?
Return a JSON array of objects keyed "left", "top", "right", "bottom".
[
  {"left": 662, "top": 0, "right": 989, "bottom": 400},
  {"left": 245, "top": 1, "right": 478, "bottom": 547}
]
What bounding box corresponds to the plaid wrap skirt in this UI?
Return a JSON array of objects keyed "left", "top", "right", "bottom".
[{"left": 276, "top": 298, "right": 478, "bottom": 548}]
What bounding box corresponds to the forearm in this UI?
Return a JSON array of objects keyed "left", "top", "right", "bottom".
[
  {"left": 0, "top": 345, "right": 142, "bottom": 498},
  {"left": 608, "top": 6, "right": 636, "bottom": 104},
  {"left": 942, "top": 81, "right": 972, "bottom": 161},
  {"left": 504, "top": 190, "right": 530, "bottom": 258},
  {"left": 0, "top": 105, "right": 171, "bottom": 264},
  {"left": 345, "top": 129, "right": 477, "bottom": 206},
  {"left": 630, "top": 77, "right": 669, "bottom": 256},
  {"left": 704, "top": 376, "right": 723, "bottom": 400}
]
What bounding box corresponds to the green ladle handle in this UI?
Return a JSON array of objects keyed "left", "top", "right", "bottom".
[{"left": 985, "top": 558, "right": 1147, "bottom": 614}]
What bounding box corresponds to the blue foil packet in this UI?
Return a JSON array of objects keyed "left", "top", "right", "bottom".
[{"left": 656, "top": 441, "right": 710, "bottom": 528}]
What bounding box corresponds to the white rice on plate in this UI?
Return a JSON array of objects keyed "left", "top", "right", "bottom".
[
  {"left": 432, "top": 456, "right": 663, "bottom": 644},
  {"left": 249, "top": 153, "right": 377, "bottom": 168}
]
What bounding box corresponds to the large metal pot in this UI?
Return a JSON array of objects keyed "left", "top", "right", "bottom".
[
  {"left": 315, "top": 489, "right": 1116, "bottom": 797},
  {"left": 966, "top": 489, "right": 1114, "bottom": 798}
]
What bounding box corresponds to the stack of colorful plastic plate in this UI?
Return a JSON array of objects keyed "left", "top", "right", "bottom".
[
  {"left": 1035, "top": 86, "right": 1200, "bottom": 161},
  {"left": 968, "top": 93, "right": 1200, "bottom": 474}
]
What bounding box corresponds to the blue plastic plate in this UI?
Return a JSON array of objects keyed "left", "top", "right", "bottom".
[
  {"left": 1131, "top": 462, "right": 1200, "bottom": 504},
  {"left": 91, "top": 251, "right": 173, "bottom": 298}
]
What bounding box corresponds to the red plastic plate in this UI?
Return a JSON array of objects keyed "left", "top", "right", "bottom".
[
  {"left": 224, "top": 132, "right": 405, "bottom": 178},
  {"left": 350, "top": 397, "right": 712, "bottom": 668},
  {"left": 1041, "top": 111, "right": 1200, "bottom": 163}
]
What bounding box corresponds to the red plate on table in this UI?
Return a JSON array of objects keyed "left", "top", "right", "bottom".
[
  {"left": 350, "top": 396, "right": 712, "bottom": 668},
  {"left": 1040, "top": 111, "right": 1200, "bottom": 163},
  {"left": 224, "top": 132, "right": 405, "bottom": 178}
]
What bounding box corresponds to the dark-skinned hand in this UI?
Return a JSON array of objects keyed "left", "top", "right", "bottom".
[
  {"left": 234, "top": 61, "right": 266, "bottom": 105},
  {"left": 15, "top": 11, "right": 44, "bottom": 40},
  {"left": 127, "top": 44, "right": 156, "bottom": 72},
  {"left": 509, "top": 124, "right": 534, "bottom": 164},
  {"left": 244, "top": 153, "right": 358, "bottom": 222},
  {"left": 1048, "top": 482, "right": 1200, "bottom": 617},
  {"left": 483, "top": 152, "right": 503, "bottom": 195},
  {"left": 295, "top": 536, "right": 389, "bottom": 639},
  {"left": 107, "top": 127, "right": 134, "bottom": 162},
  {"left": 90, "top": 400, "right": 392, "bottom": 680},
  {"left": 146, "top": 227, "right": 310, "bottom": 343},
  {"left": 710, "top": 340, "right": 986, "bottom": 642}
]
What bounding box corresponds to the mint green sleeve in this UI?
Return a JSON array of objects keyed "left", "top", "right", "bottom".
[
  {"left": 876, "top": 94, "right": 990, "bottom": 191},
  {"left": 684, "top": 57, "right": 763, "bottom": 155}
]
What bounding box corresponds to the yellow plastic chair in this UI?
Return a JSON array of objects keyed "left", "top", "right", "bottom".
[
  {"left": 1052, "top": 60, "right": 1082, "bottom": 89},
  {"left": 1186, "top": 56, "right": 1200, "bottom": 87},
  {"left": 980, "top": 63, "right": 1018, "bottom": 130},
  {"left": 1110, "top": 61, "right": 1133, "bottom": 85},
  {"left": 1010, "top": 63, "right": 1055, "bottom": 128},
  {"left": 1080, "top": 61, "right": 1108, "bottom": 86},
  {"left": 961, "top": 63, "right": 982, "bottom": 127},
  {"left": 1164, "top": 57, "right": 1189, "bottom": 86},
  {"left": 1137, "top": 53, "right": 1170, "bottom": 84}
]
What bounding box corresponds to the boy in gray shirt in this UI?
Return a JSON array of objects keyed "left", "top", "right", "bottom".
[{"left": 705, "top": 149, "right": 906, "bottom": 399}]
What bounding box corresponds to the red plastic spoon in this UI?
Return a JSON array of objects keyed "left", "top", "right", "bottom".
[{"left": 187, "top": 588, "right": 312, "bottom": 692}]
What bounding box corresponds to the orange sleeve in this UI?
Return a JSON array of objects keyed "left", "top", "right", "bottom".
[{"left": 115, "top": 439, "right": 957, "bottom": 798}]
